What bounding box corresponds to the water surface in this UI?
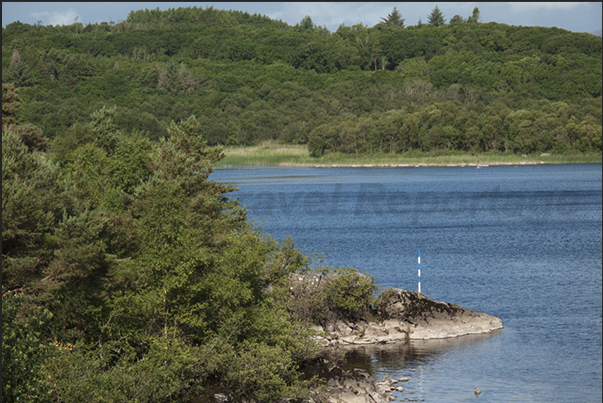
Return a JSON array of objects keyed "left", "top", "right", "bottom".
[{"left": 211, "top": 164, "right": 602, "bottom": 402}]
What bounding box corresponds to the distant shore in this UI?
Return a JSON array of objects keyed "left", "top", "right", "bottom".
[
  {"left": 242, "top": 160, "right": 550, "bottom": 168},
  {"left": 215, "top": 142, "right": 602, "bottom": 167}
]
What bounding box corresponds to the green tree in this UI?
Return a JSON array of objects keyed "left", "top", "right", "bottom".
[
  {"left": 2, "top": 293, "right": 54, "bottom": 403},
  {"left": 449, "top": 14, "right": 466, "bottom": 25},
  {"left": 381, "top": 7, "right": 405, "bottom": 27},
  {"left": 428, "top": 5, "right": 446, "bottom": 27},
  {"left": 2, "top": 84, "right": 20, "bottom": 127},
  {"left": 2, "top": 127, "right": 67, "bottom": 293},
  {"left": 298, "top": 15, "right": 315, "bottom": 32},
  {"left": 468, "top": 7, "right": 481, "bottom": 23},
  {"left": 89, "top": 106, "right": 119, "bottom": 153}
]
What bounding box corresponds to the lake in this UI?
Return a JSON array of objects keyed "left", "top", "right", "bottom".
[{"left": 210, "top": 163, "right": 602, "bottom": 403}]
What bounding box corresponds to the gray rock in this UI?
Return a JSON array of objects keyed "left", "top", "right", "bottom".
[
  {"left": 214, "top": 394, "right": 230, "bottom": 403},
  {"left": 323, "top": 368, "right": 392, "bottom": 403},
  {"left": 315, "top": 289, "right": 502, "bottom": 346},
  {"left": 381, "top": 376, "right": 396, "bottom": 385}
]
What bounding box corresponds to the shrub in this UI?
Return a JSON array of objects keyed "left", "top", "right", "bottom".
[
  {"left": 2, "top": 293, "right": 54, "bottom": 403},
  {"left": 49, "top": 338, "right": 200, "bottom": 402},
  {"left": 288, "top": 267, "right": 379, "bottom": 326},
  {"left": 324, "top": 267, "right": 379, "bottom": 323}
]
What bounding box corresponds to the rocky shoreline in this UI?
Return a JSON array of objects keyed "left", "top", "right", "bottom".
[
  {"left": 319, "top": 368, "right": 410, "bottom": 403},
  {"left": 211, "top": 278, "right": 503, "bottom": 403},
  {"left": 312, "top": 288, "right": 503, "bottom": 347},
  {"left": 307, "top": 287, "right": 503, "bottom": 403}
]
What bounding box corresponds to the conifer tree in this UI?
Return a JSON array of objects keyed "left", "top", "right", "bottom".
[
  {"left": 381, "top": 7, "right": 405, "bottom": 27},
  {"left": 428, "top": 5, "right": 446, "bottom": 27}
]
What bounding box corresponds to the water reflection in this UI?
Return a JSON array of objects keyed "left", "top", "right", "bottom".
[
  {"left": 333, "top": 329, "right": 504, "bottom": 376},
  {"left": 308, "top": 330, "right": 503, "bottom": 402}
]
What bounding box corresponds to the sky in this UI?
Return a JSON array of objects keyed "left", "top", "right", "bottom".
[{"left": 2, "top": 2, "right": 602, "bottom": 35}]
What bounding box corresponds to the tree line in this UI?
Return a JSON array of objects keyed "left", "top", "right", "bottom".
[
  {"left": 3, "top": 83, "right": 379, "bottom": 401},
  {"left": 2, "top": 5, "right": 601, "bottom": 401},
  {"left": 2, "top": 5, "right": 601, "bottom": 155}
]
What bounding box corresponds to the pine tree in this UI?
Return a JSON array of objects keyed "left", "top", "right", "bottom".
[
  {"left": 381, "top": 7, "right": 405, "bottom": 27},
  {"left": 298, "top": 15, "right": 315, "bottom": 31},
  {"left": 428, "top": 5, "right": 446, "bottom": 27}
]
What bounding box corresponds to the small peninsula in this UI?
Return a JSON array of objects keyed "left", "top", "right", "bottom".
[
  {"left": 288, "top": 272, "right": 503, "bottom": 347},
  {"left": 313, "top": 288, "right": 503, "bottom": 346}
]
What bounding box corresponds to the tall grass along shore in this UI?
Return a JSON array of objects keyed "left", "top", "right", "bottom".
[{"left": 215, "top": 142, "right": 602, "bottom": 168}]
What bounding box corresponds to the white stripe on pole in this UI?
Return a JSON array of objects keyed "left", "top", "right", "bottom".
[{"left": 418, "top": 250, "right": 421, "bottom": 294}]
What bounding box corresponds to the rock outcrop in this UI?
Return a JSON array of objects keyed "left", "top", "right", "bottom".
[
  {"left": 322, "top": 368, "right": 393, "bottom": 403},
  {"left": 211, "top": 368, "right": 395, "bottom": 403},
  {"left": 313, "top": 288, "right": 503, "bottom": 346}
]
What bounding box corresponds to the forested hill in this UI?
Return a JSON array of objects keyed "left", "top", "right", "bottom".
[
  {"left": 1, "top": 6, "right": 601, "bottom": 402},
  {"left": 2, "top": 5, "right": 602, "bottom": 155}
]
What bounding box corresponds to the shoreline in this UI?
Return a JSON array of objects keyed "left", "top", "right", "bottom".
[
  {"left": 302, "top": 288, "right": 504, "bottom": 403},
  {"left": 217, "top": 160, "right": 602, "bottom": 168},
  {"left": 229, "top": 160, "right": 549, "bottom": 168},
  {"left": 311, "top": 289, "right": 503, "bottom": 347},
  {"left": 215, "top": 144, "right": 602, "bottom": 168}
]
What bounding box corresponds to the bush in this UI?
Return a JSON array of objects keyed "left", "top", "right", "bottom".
[
  {"left": 324, "top": 267, "right": 379, "bottom": 323},
  {"left": 220, "top": 341, "right": 313, "bottom": 402},
  {"left": 2, "top": 293, "right": 54, "bottom": 403},
  {"left": 49, "top": 338, "right": 200, "bottom": 403},
  {"left": 288, "top": 267, "right": 379, "bottom": 326}
]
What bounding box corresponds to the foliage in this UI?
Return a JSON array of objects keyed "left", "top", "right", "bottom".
[
  {"left": 2, "top": 83, "right": 20, "bottom": 126},
  {"left": 49, "top": 339, "right": 201, "bottom": 402},
  {"left": 324, "top": 267, "right": 379, "bottom": 323},
  {"left": 468, "top": 7, "right": 481, "bottom": 23},
  {"left": 2, "top": 87, "right": 338, "bottom": 401},
  {"left": 381, "top": 7, "right": 405, "bottom": 27},
  {"left": 2, "top": 293, "right": 54, "bottom": 403},
  {"left": 428, "top": 6, "right": 446, "bottom": 27},
  {"left": 1, "top": 7, "right": 602, "bottom": 400},
  {"left": 289, "top": 267, "right": 379, "bottom": 327},
  {"left": 2, "top": 8, "right": 600, "bottom": 157}
]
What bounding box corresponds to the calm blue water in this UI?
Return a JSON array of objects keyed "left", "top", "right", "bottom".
[{"left": 210, "top": 164, "right": 602, "bottom": 403}]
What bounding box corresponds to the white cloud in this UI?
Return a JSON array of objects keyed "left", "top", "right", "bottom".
[
  {"left": 508, "top": 2, "right": 588, "bottom": 12},
  {"left": 32, "top": 9, "right": 78, "bottom": 26}
]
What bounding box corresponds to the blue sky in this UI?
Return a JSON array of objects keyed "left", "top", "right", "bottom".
[{"left": 2, "top": 2, "right": 602, "bottom": 34}]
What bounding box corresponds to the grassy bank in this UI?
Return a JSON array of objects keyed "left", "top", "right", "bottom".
[{"left": 215, "top": 142, "right": 602, "bottom": 167}]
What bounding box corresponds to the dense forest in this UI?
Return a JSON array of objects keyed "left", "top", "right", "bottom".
[
  {"left": 3, "top": 82, "right": 379, "bottom": 401},
  {"left": 2, "top": 5, "right": 602, "bottom": 402},
  {"left": 2, "top": 5, "right": 602, "bottom": 157}
]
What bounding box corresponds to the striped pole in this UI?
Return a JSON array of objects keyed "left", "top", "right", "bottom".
[{"left": 418, "top": 250, "right": 421, "bottom": 294}]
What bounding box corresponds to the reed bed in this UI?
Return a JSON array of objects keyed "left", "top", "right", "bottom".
[{"left": 215, "top": 142, "right": 601, "bottom": 167}]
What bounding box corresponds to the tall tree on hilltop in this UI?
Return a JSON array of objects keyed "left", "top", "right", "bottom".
[
  {"left": 428, "top": 5, "right": 446, "bottom": 27},
  {"left": 468, "top": 7, "right": 481, "bottom": 23},
  {"left": 381, "top": 7, "right": 405, "bottom": 27},
  {"left": 298, "top": 15, "right": 315, "bottom": 31},
  {"left": 449, "top": 15, "right": 466, "bottom": 25}
]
